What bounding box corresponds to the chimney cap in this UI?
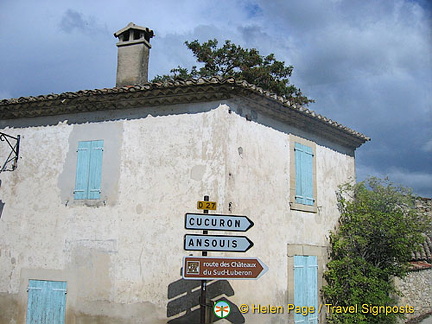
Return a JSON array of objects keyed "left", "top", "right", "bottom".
[{"left": 114, "top": 22, "right": 154, "bottom": 38}]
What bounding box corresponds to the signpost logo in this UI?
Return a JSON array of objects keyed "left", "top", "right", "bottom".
[
  {"left": 214, "top": 301, "right": 231, "bottom": 318},
  {"left": 185, "top": 261, "right": 200, "bottom": 274}
]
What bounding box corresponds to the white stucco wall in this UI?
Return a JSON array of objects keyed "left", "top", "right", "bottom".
[{"left": 0, "top": 99, "right": 356, "bottom": 323}]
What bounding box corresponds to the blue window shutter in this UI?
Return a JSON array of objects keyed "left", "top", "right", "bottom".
[
  {"left": 294, "top": 256, "right": 318, "bottom": 324},
  {"left": 27, "top": 280, "right": 45, "bottom": 324},
  {"left": 294, "top": 256, "right": 307, "bottom": 324},
  {"left": 88, "top": 140, "right": 104, "bottom": 199},
  {"left": 27, "top": 280, "right": 67, "bottom": 324},
  {"left": 306, "top": 256, "right": 319, "bottom": 323},
  {"left": 74, "top": 141, "right": 91, "bottom": 200},
  {"left": 74, "top": 140, "right": 104, "bottom": 200},
  {"left": 295, "top": 142, "right": 314, "bottom": 206}
]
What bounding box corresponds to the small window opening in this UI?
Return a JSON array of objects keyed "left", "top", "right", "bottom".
[
  {"left": 122, "top": 31, "right": 130, "bottom": 42},
  {"left": 133, "top": 30, "right": 141, "bottom": 40}
]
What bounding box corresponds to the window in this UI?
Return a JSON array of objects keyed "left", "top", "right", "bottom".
[
  {"left": 133, "top": 30, "right": 141, "bottom": 40},
  {"left": 290, "top": 136, "right": 317, "bottom": 212},
  {"left": 122, "top": 31, "right": 130, "bottom": 42},
  {"left": 73, "top": 140, "right": 104, "bottom": 200}
]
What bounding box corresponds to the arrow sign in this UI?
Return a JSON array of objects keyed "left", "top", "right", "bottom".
[
  {"left": 185, "top": 213, "right": 254, "bottom": 232},
  {"left": 184, "top": 234, "right": 254, "bottom": 252},
  {"left": 182, "top": 256, "right": 268, "bottom": 280}
]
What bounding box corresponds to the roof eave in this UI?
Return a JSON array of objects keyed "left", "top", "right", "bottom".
[{"left": 0, "top": 77, "right": 369, "bottom": 149}]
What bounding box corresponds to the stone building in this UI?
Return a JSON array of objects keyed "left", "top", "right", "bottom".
[{"left": 0, "top": 23, "right": 369, "bottom": 323}]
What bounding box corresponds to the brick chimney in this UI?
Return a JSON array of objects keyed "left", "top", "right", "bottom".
[{"left": 114, "top": 23, "right": 154, "bottom": 87}]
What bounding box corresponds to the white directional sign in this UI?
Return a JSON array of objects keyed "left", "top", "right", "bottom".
[
  {"left": 184, "top": 234, "right": 254, "bottom": 252},
  {"left": 185, "top": 213, "right": 254, "bottom": 232}
]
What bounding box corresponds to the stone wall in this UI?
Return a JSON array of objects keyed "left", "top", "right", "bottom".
[
  {"left": 396, "top": 197, "right": 432, "bottom": 322},
  {"left": 396, "top": 268, "right": 432, "bottom": 321}
]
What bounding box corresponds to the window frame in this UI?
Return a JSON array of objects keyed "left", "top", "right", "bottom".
[{"left": 289, "top": 135, "right": 317, "bottom": 213}]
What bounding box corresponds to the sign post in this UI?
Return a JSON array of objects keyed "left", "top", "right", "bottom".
[
  {"left": 184, "top": 198, "right": 265, "bottom": 323},
  {"left": 200, "top": 195, "right": 209, "bottom": 324}
]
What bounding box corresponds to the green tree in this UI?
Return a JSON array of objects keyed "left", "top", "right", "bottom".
[
  {"left": 322, "top": 177, "right": 430, "bottom": 324},
  {"left": 152, "top": 39, "right": 313, "bottom": 106}
]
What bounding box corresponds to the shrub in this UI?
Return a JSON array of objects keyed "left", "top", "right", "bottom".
[{"left": 322, "top": 178, "right": 430, "bottom": 323}]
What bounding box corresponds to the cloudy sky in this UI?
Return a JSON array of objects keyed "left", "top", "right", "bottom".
[{"left": 1, "top": 0, "right": 431, "bottom": 197}]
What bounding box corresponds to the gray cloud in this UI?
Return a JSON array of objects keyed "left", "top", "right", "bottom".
[
  {"left": 59, "top": 9, "right": 90, "bottom": 33},
  {"left": 59, "top": 9, "right": 106, "bottom": 35}
]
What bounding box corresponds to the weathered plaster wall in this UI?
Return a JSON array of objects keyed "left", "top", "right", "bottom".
[
  {"left": 0, "top": 100, "right": 356, "bottom": 323},
  {"left": 221, "top": 103, "right": 355, "bottom": 323}
]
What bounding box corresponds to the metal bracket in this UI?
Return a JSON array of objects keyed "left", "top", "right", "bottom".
[{"left": 0, "top": 132, "right": 20, "bottom": 172}]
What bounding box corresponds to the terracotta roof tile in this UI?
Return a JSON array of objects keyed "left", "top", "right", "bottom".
[
  {"left": 409, "top": 260, "right": 432, "bottom": 270},
  {"left": 412, "top": 234, "right": 432, "bottom": 262}
]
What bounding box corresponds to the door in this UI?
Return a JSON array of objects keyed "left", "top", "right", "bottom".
[
  {"left": 294, "top": 256, "right": 318, "bottom": 324},
  {"left": 26, "top": 280, "right": 67, "bottom": 324}
]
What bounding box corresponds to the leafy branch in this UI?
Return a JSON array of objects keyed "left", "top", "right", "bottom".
[{"left": 152, "top": 39, "right": 314, "bottom": 106}]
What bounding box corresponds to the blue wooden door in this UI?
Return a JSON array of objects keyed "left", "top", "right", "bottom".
[
  {"left": 26, "top": 280, "right": 67, "bottom": 324},
  {"left": 294, "top": 256, "right": 318, "bottom": 324}
]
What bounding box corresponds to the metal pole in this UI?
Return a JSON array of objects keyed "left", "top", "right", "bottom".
[{"left": 200, "top": 195, "right": 209, "bottom": 324}]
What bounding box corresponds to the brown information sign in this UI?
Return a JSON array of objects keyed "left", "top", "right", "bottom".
[{"left": 182, "top": 256, "right": 268, "bottom": 280}]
